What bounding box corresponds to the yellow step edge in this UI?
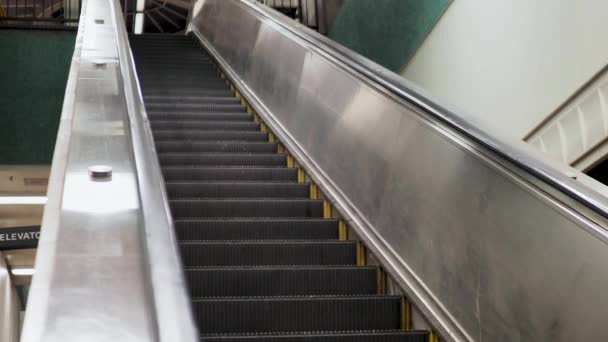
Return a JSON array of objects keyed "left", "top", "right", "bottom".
[
  {"left": 429, "top": 331, "right": 439, "bottom": 342},
  {"left": 338, "top": 220, "right": 348, "bottom": 240},
  {"left": 309, "top": 183, "right": 318, "bottom": 199},
  {"left": 323, "top": 200, "right": 332, "bottom": 218},
  {"left": 356, "top": 241, "right": 366, "bottom": 266},
  {"left": 401, "top": 297, "right": 412, "bottom": 331},
  {"left": 297, "top": 168, "right": 305, "bottom": 183},
  {"left": 376, "top": 267, "right": 385, "bottom": 295}
]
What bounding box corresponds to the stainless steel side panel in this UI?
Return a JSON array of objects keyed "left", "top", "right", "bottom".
[
  {"left": 189, "top": 1, "right": 608, "bottom": 341},
  {"left": 22, "top": 0, "right": 198, "bottom": 340}
]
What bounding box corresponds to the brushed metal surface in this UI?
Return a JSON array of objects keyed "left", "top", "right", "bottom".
[
  {"left": 189, "top": 1, "right": 608, "bottom": 341},
  {"left": 21, "top": 0, "right": 198, "bottom": 341},
  {"left": 0, "top": 252, "right": 20, "bottom": 342}
]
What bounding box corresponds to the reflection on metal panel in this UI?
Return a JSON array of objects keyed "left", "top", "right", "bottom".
[
  {"left": 189, "top": 1, "right": 608, "bottom": 341},
  {"left": 0, "top": 252, "right": 20, "bottom": 342}
]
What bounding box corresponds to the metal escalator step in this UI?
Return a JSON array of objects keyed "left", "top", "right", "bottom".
[
  {"left": 162, "top": 167, "right": 297, "bottom": 182},
  {"left": 143, "top": 95, "right": 239, "bottom": 104},
  {"left": 142, "top": 89, "right": 233, "bottom": 97},
  {"left": 146, "top": 103, "right": 244, "bottom": 112},
  {"left": 136, "top": 63, "right": 215, "bottom": 69},
  {"left": 154, "top": 131, "right": 268, "bottom": 142},
  {"left": 141, "top": 81, "right": 227, "bottom": 89},
  {"left": 133, "top": 52, "right": 210, "bottom": 57},
  {"left": 139, "top": 77, "right": 224, "bottom": 84},
  {"left": 192, "top": 296, "right": 401, "bottom": 334},
  {"left": 169, "top": 199, "right": 323, "bottom": 218},
  {"left": 156, "top": 141, "right": 278, "bottom": 154},
  {"left": 148, "top": 112, "right": 251, "bottom": 122},
  {"left": 138, "top": 70, "right": 218, "bottom": 76},
  {"left": 160, "top": 154, "right": 286, "bottom": 167},
  {"left": 186, "top": 266, "right": 377, "bottom": 297},
  {"left": 201, "top": 331, "right": 429, "bottom": 342},
  {"left": 151, "top": 121, "right": 259, "bottom": 131},
  {"left": 175, "top": 219, "right": 339, "bottom": 241},
  {"left": 166, "top": 181, "right": 307, "bottom": 198},
  {"left": 180, "top": 240, "right": 357, "bottom": 267}
]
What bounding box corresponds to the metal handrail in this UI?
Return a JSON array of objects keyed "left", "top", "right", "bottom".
[
  {"left": 241, "top": 0, "right": 608, "bottom": 219},
  {"left": 112, "top": 0, "right": 200, "bottom": 339}
]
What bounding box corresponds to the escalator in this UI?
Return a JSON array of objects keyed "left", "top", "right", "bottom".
[{"left": 129, "top": 34, "right": 429, "bottom": 341}]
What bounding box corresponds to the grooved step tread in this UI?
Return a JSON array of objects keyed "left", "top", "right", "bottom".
[
  {"left": 154, "top": 131, "right": 269, "bottom": 142},
  {"left": 167, "top": 181, "right": 308, "bottom": 198},
  {"left": 175, "top": 219, "right": 339, "bottom": 241},
  {"left": 169, "top": 199, "right": 324, "bottom": 218},
  {"left": 200, "top": 331, "right": 429, "bottom": 342},
  {"left": 156, "top": 141, "right": 278, "bottom": 154},
  {"left": 186, "top": 266, "right": 377, "bottom": 297},
  {"left": 162, "top": 167, "right": 298, "bottom": 182},
  {"left": 160, "top": 153, "right": 285, "bottom": 167},
  {"left": 151, "top": 121, "right": 260, "bottom": 131},
  {"left": 180, "top": 240, "right": 357, "bottom": 267},
  {"left": 192, "top": 296, "right": 402, "bottom": 334}
]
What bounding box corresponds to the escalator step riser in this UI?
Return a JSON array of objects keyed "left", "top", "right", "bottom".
[
  {"left": 143, "top": 88, "right": 233, "bottom": 96},
  {"left": 200, "top": 332, "right": 429, "bottom": 342},
  {"left": 186, "top": 267, "right": 378, "bottom": 297},
  {"left": 162, "top": 167, "right": 298, "bottom": 182},
  {"left": 156, "top": 141, "right": 278, "bottom": 154},
  {"left": 180, "top": 241, "right": 357, "bottom": 267},
  {"left": 139, "top": 78, "right": 224, "bottom": 85},
  {"left": 166, "top": 182, "right": 307, "bottom": 198},
  {"left": 148, "top": 113, "right": 251, "bottom": 122},
  {"left": 159, "top": 153, "right": 285, "bottom": 167},
  {"left": 175, "top": 219, "right": 339, "bottom": 241},
  {"left": 151, "top": 121, "right": 260, "bottom": 131},
  {"left": 144, "top": 95, "right": 240, "bottom": 104},
  {"left": 193, "top": 296, "right": 402, "bottom": 334},
  {"left": 170, "top": 199, "right": 324, "bottom": 218},
  {"left": 139, "top": 73, "right": 220, "bottom": 79},
  {"left": 146, "top": 103, "right": 244, "bottom": 111},
  {"left": 141, "top": 82, "right": 227, "bottom": 90},
  {"left": 154, "top": 131, "right": 268, "bottom": 142}
]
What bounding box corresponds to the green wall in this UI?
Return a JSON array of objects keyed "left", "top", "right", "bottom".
[
  {"left": 0, "top": 29, "right": 75, "bottom": 164},
  {"left": 328, "top": 0, "right": 451, "bottom": 72}
]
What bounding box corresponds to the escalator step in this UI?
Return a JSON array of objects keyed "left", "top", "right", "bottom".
[
  {"left": 160, "top": 153, "right": 285, "bottom": 167},
  {"left": 186, "top": 266, "right": 377, "bottom": 297},
  {"left": 180, "top": 241, "right": 357, "bottom": 267},
  {"left": 151, "top": 121, "right": 259, "bottom": 131},
  {"left": 162, "top": 167, "right": 298, "bottom": 182},
  {"left": 148, "top": 112, "right": 252, "bottom": 122},
  {"left": 201, "top": 331, "right": 429, "bottom": 342},
  {"left": 166, "top": 182, "right": 307, "bottom": 198},
  {"left": 156, "top": 141, "right": 278, "bottom": 154},
  {"left": 143, "top": 88, "right": 233, "bottom": 97},
  {"left": 154, "top": 131, "right": 268, "bottom": 142},
  {"left": 169, "top": 199, "right": 324, "bottom": 218},
  {"left": 192, "top": 296, "right": 401, "bottom": 334},
  {"left": 144, "top": 95, "right": 240, "bottom": 103},
  {"left": 146, "top": 103, "right": 245, "bottom": 112},
  {"left": 150, "top": 121, "right": 258, "bottom": 131},
  {"left": 175, "top": 219, "right": 339, "bottom": 241}
]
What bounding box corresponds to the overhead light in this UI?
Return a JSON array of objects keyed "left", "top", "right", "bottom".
[
  {"left": 0, "top": 196, "right": 47, "bottom": 205},
  {"left": 11, "top": 267, "right": 35, "bottom": 276},
  {"left": 134, "top": 13, "right": 145, "bottom": 34}
]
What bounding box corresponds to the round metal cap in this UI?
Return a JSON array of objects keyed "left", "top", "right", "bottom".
[{"left": 88, "top": 165, "right": 112, "bottom": 180}]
